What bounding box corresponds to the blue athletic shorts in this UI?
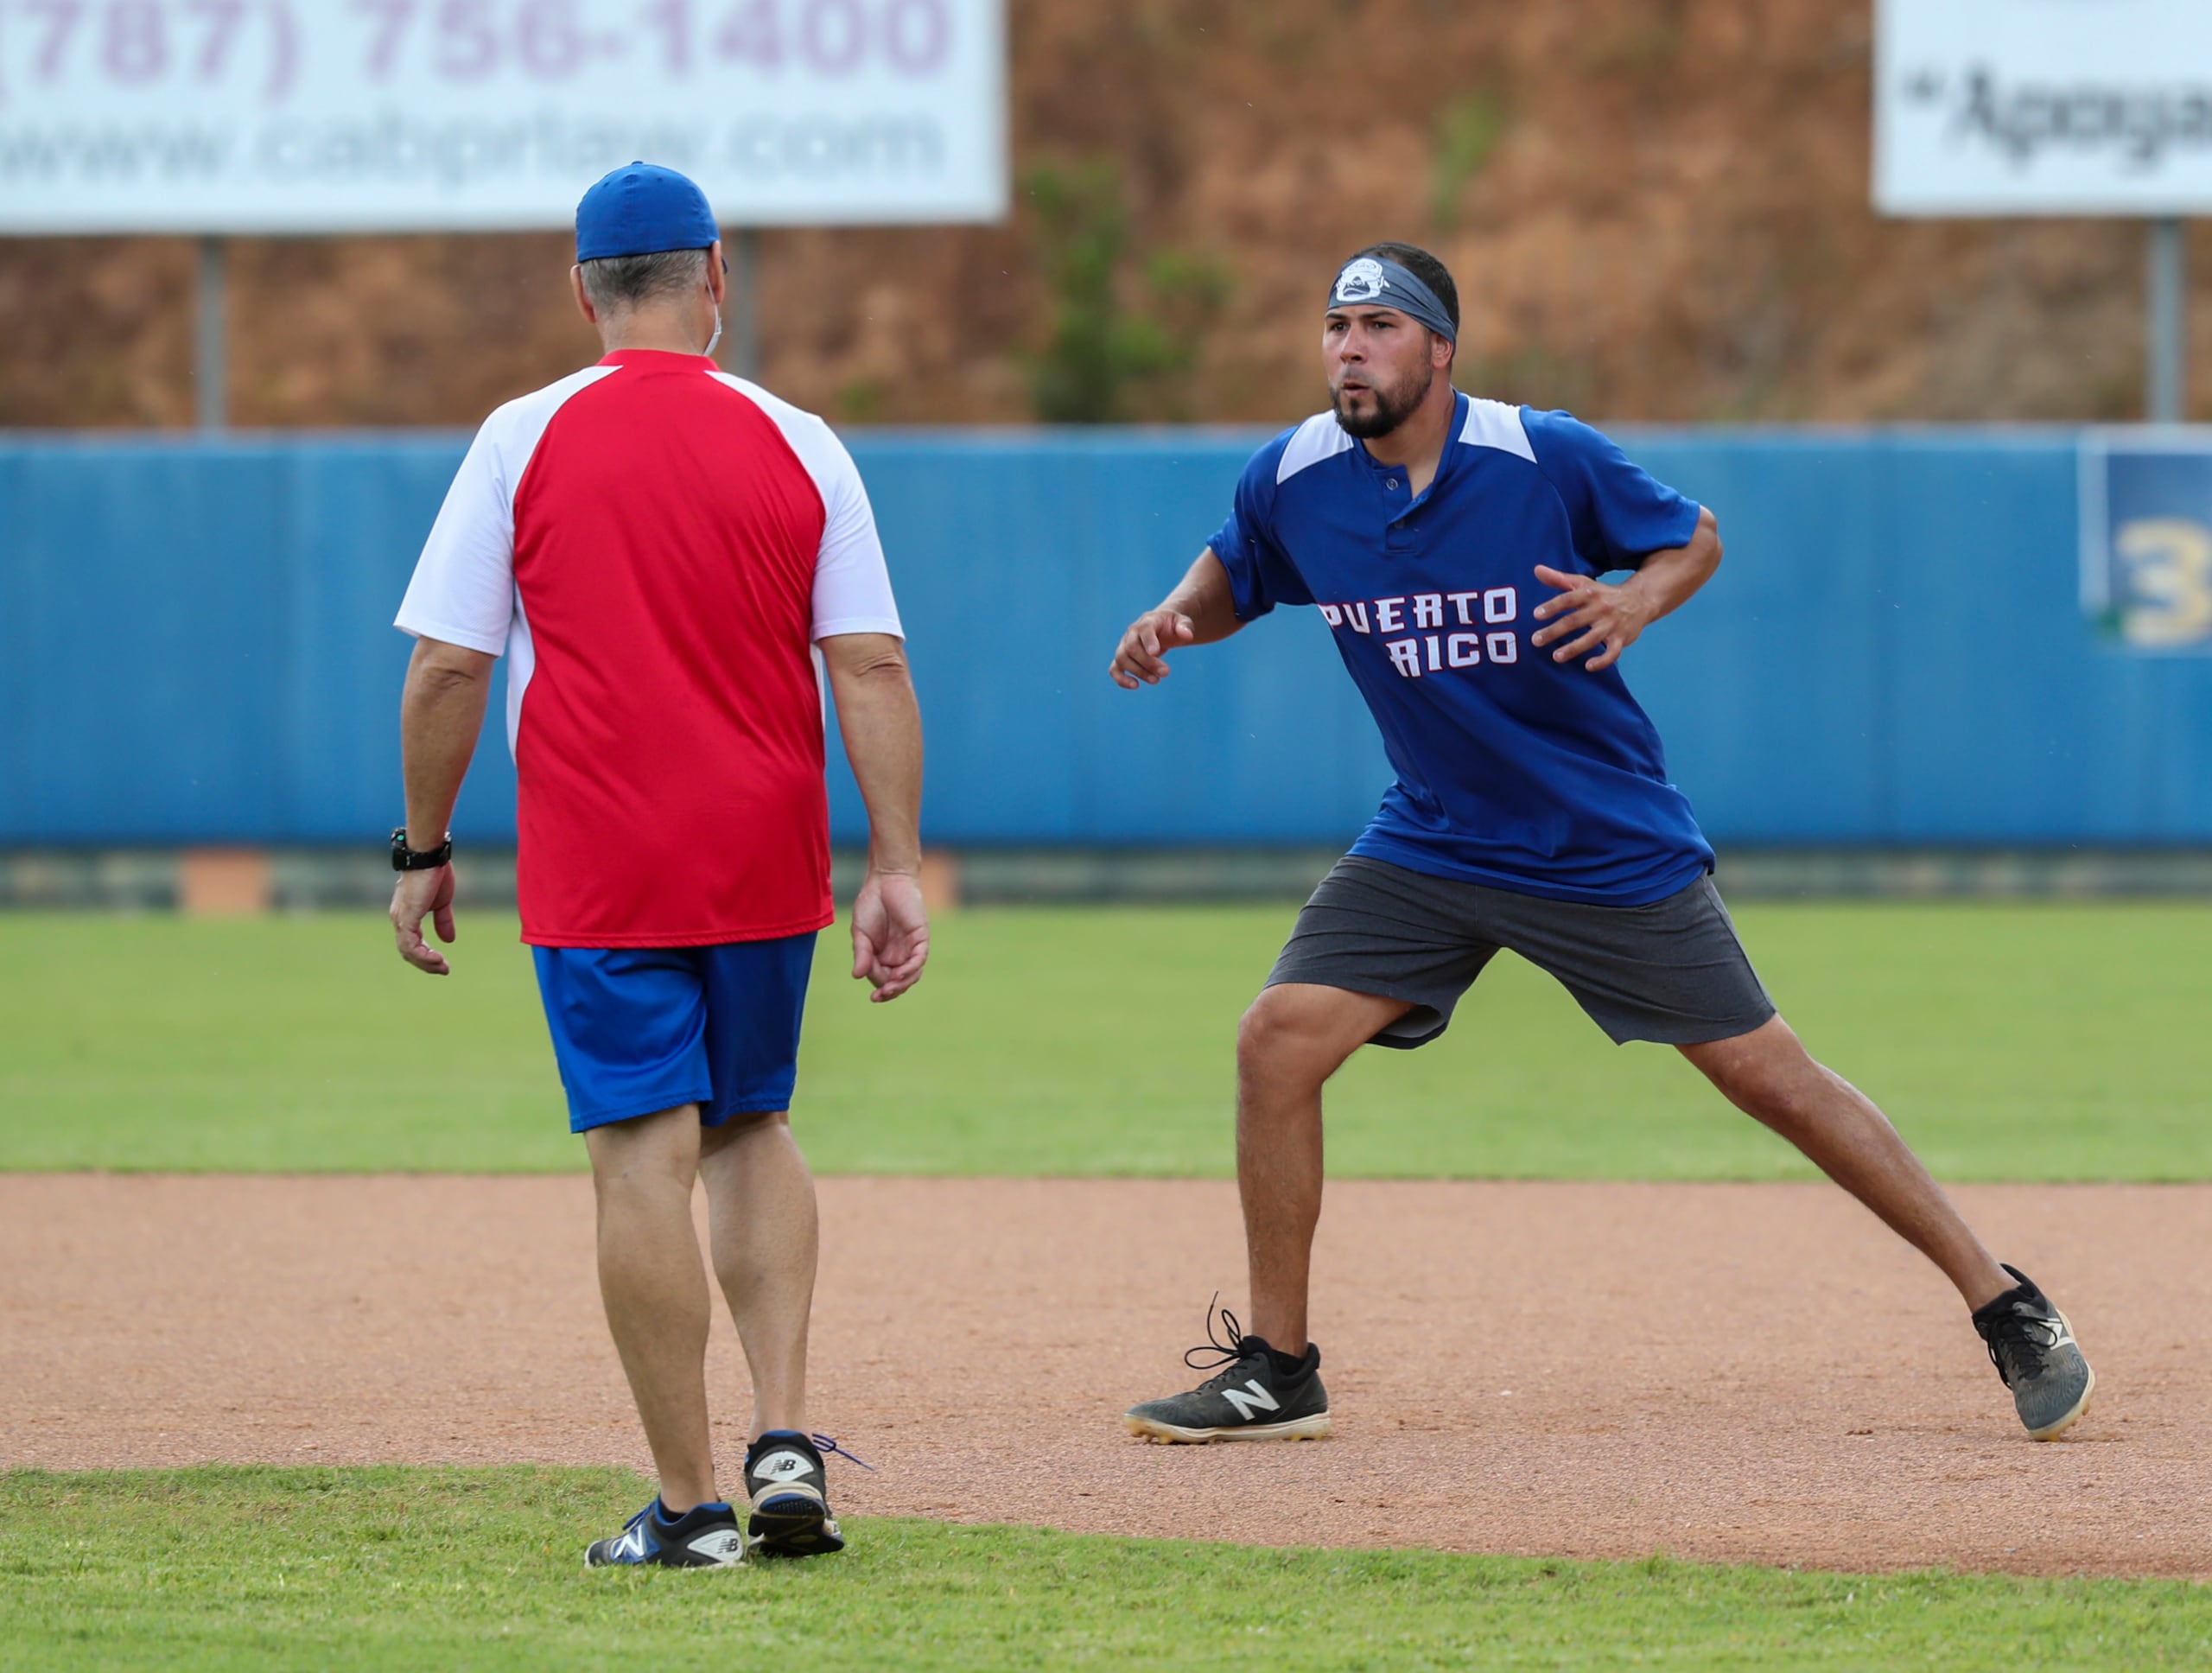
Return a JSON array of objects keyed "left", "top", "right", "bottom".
[{"left": 531, "top": 935, "right": 817, "bottom": 1134}]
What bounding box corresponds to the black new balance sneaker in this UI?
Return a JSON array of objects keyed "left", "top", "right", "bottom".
[
  {"left": 582, "top": 1498, "right": 747, "bottom": 1569},
  {"left": 1124, "top": 1298, "right": 1331, "bottom": 1443},
  {"left": 744, "top": 1431, "right": 871, "bottom": 1557},
  {"left": 1973, "top": 1264, "right": 2096, "bottom": 1441}
]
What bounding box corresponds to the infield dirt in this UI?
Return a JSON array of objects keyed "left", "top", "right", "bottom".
[{"left": 3, "top": 1176, "right": 2202, "bottom": 1579}]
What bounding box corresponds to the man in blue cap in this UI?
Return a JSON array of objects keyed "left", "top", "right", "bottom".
[
  {"left": 391, "top": 162, "right": 926, "bottom": 1567},
  {"left": 1109, "top": 241, "right": 2094, "bottom": 1454}
]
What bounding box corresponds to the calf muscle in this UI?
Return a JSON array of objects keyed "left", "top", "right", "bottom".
[
  {"left": 700, "top": 1111, "right": 819, "bottom": 1439},
  {"left": 586, "top": 1106, "right": 718, "bottom": 1512},
  {"left": 1681, "top": 1018, "right": 2012, "bottom": 1311},
  {"left": 1236, "top": 984, "right": 1412, "bottom": 1353}
]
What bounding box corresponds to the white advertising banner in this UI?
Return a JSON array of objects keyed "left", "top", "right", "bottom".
[
  {"left": 1877, "top": 0, "right": 2212, "bottom": 215},
  {"left": 0, "top": 0, "right": 1006, "bottom": 232}
]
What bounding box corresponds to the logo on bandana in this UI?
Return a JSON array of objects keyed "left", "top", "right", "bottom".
[{"left": 1332, "top": 258, "right": 1390, "bottom": 305}]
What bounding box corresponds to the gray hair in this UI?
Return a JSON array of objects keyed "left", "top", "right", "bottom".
[{"left": 578, "top": 246, "right": 712, "bottom": 312}]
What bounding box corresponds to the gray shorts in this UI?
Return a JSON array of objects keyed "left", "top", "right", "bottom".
[{"left": 1266, "top": 856, "right": 1776, "bottom": 1048}]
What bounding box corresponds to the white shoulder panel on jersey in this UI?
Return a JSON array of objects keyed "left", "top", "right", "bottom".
[
  {"left": 708, "top": 372, "right": 903, "bottom": 642},
  {"left": 394, "top": 364, "right": 615, "bottom": 655},
  {"left": 394, "top": 363, "right": 617, "bottom": 760},
  {"left": 486, "top": 362, "right": 622, "bottom": 473},
  {"left": 1458, "top": 397, "right": 1536, "bottom": 462},
  {"left": 1276, "top": 411, "right": 1356, "bottom": 484},
  {"left": 707, "top": 372, "right": 855, "bottom": 505}
]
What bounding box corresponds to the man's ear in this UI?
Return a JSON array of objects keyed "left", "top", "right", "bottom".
[
  {"left": 706, "top": 239, "right": 728, "bottom": 309},
  {"left": 570, "top": 265, "right": 597, "bottom": 326}
]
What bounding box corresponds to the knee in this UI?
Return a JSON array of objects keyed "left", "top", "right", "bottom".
[
  {"left": 1693, "top": 1019, "right": 1816, "bottom": 1118},
  {"left": 587, "top": 1106, "right": 702, "bottom": 1195},
  {"left": 1236, "top": 990, "right": 1339, "bottom": 1092},
  {"left": 698, "top": 1107, "right": 790, "bottom": 1161}
]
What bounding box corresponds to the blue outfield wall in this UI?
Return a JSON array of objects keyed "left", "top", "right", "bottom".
[{"left": 3, "top": 426, "right": 2211, "bottom": 849}]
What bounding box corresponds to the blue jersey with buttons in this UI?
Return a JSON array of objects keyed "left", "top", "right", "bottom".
[{"left": 1208, "top": 392, "right": 1714, "bottom": 906}]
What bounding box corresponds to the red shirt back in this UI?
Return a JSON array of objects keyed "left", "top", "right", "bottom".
[{"left": 397, "top": 351, "right": 903, "bottom": 946}]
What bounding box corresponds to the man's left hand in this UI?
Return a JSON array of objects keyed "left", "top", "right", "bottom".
[
  {"left": 391, "top": 864, "right": 458, "bottom": 975},
  {"left": 851, "top": 868, "right": 930, "bottom": 1002},
  {"left": 1530, "top": 564, "right": 1651, "bottom": 673}
]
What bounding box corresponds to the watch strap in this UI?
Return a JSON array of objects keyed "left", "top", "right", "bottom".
[{"left": 391, "top": 827, "right": 454, "bottom": 871}]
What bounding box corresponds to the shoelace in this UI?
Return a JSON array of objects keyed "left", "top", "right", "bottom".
[
  {"left": 599, "top": 1503, "right": 657, "bottom": 1558},
  {"left": 809, "top": 1433, "right": 876, "bottom": 1473},
  {"left": 1979, "top": 1300, "right": 2058, "bottom": 1388},
  {"left": 1181, "top": 1292, "right": 1268, "bottom": 1381}
]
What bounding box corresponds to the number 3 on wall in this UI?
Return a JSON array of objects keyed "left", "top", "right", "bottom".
[{"left": 2115, "top": 517, "right": 2212, "bottom": 648}]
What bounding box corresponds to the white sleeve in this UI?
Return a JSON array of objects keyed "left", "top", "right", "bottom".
[
  {"left": 808, "top": 430, "right": 904, "bottom": 642},
  {"left": 394, "top": 420, "right": 518, "bottom": 657},
  {"left": 704, "top": 372, "right": 905, "bottom": 641}
]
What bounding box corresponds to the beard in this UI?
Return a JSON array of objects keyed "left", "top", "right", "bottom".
[{"left": 1332, "top": 360, "right": 1434, "bottom": 438}]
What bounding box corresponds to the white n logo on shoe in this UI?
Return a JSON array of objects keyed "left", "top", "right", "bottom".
[
  {"left": 690, "top": 1530, "right": 747, "bottom": 1564},
  {"left": 1221, "top": 1379, "right": 1281, "bottom": 1422},
  {"left": 754, "top": 1450, "right": 812, "bottom": 1482}
]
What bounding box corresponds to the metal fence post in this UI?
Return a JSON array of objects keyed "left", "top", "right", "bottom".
[
  {"left": 728, "top": 227, "right": 760, "bottom": 381},
  {"left": 194, "top": 236, "right": 228, "bottom": 433},
  {"left": 2148, "top": 217, "right": 2188, "bottom": 424}
]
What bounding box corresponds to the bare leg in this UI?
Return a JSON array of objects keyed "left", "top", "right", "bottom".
[
  {"left": 1236, "top": 983, "right": 1414, "bottom": 1352},
  {"left": 699, "top": 1110, "right": 819, "bottom": 1438},
  {"left": 584, "top": 1104, "right": 718, "bottom": 1512},
  {"left": 1681, "top": 1015, "right": 2013, "bottom": 1310}
]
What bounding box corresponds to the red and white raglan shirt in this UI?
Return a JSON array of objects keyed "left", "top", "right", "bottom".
[{"left": 395, "top": 350, "right": 903, "bottom": 948}]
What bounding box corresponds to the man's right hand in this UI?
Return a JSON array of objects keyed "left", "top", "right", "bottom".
[
  {"left": 1109, "top": 609, "right": 1198, "bottom": 689},
  {"left": 391, "top": 863, "right": 458, "bottom": 976}
]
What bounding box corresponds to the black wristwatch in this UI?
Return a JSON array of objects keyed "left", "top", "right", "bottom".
[{"left": 391, "top": 827, "right": 454, "bottom": 871}]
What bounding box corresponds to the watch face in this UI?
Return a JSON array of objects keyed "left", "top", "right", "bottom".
[{"left": 391, "top": 829, "right": 445, "bottom": 870}]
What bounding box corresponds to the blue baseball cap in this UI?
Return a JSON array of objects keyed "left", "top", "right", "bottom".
[{"left": 575, "top": 162, "right": 718, "bottom": 263}]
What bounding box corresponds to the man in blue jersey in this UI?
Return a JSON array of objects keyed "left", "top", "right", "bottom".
[{"left": 1109, "top": 243, "right": 2094, "bottom": 1447}]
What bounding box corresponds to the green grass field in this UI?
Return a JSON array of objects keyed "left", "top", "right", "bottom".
[
  {"left": 4, "top": 1467, "right": 2206, "bottom": 1672},
  {"left": 2, "top": 901, "right": 2206, "bottom": 1179}
]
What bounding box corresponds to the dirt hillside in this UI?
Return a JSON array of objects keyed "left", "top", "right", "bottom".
[{"left": 0, "top": 0, "right": 2181, "bottom": 429}]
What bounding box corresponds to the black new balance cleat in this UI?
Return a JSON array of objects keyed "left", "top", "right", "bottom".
[
  {"left": 743, "top": 1431, "right": 871, "bottom": 1557},
  {"left": 1973, "top": 1264, "right": 2096, "bottom": 1441},
  {"left": 582, "top": 1498, "right": 747, "bottom": 1569},
  {"left": 1124, "top": 1297, "right": 1331, "bottom": 1443}
]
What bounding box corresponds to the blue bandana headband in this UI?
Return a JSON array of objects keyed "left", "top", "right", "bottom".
[{"left": 1325, "top": 256, "right": 1457, "bottom": 342}]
